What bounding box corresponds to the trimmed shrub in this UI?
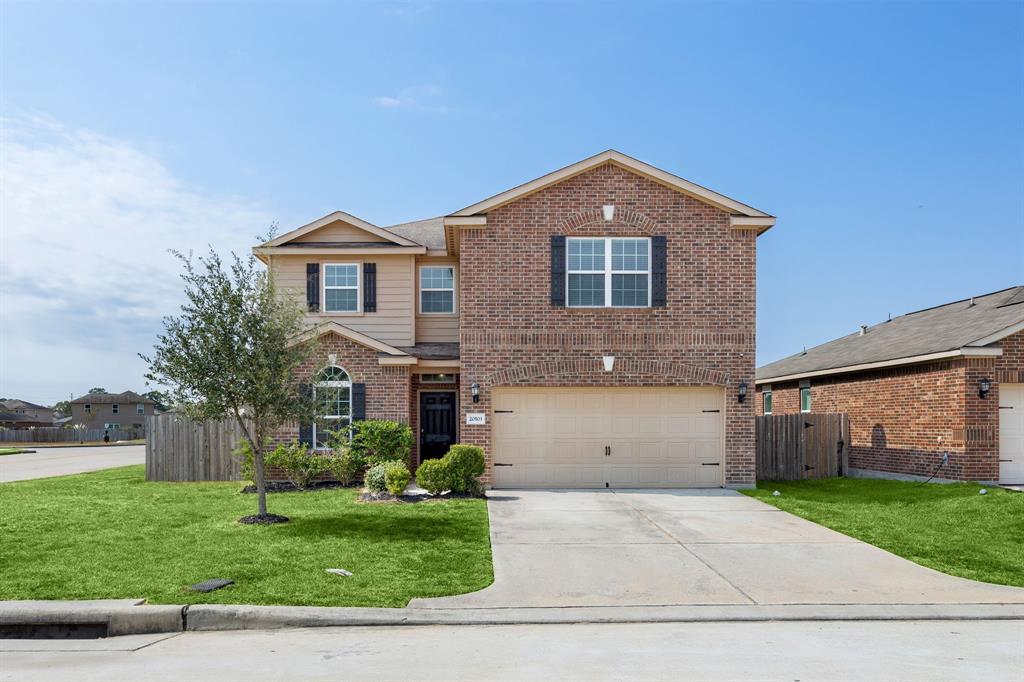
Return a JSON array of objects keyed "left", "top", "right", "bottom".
[
  {"left": 350, "top": 420, "right": 413, "bottom": 467},
  {"left": 384, "top": 461, "right": 412, "bottom": 496},
  {"left": 324, "top": 450, "right": 363, "bottom": 486},
  {"left": 414, "top": 458, "right": 450, "bottom": 496},
  {"left": 268, "top": 442, "right": 329, "bottom": 490},
  {"left": 364, "top": 462, "right": 389, "bottom": 493},
  {"left": 445, "top": 445, "right": 485, "bottom": 494}
]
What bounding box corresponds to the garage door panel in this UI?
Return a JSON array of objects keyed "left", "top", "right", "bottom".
[
  {"left": 492, "top": 387, "right": 724, "bottom": 489},
  {"left": 1000, "top": 384, "right": 1024, "bottom": 484}
]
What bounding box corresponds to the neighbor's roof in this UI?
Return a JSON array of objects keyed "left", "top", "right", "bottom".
[
  {"left": 70, "top": 391, "right": 156, "bottom": 405},
  {"left": 0, "top": 411, "right": 48, "bottom": 424},
  {"left": 757, "top": 286, "right": 1024, "bottom": 383},
  {"left": 1, "top": 399, "right": 50, "bottom": 410}
]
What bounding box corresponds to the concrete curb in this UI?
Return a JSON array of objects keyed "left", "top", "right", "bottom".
[{"left": 3, "top": 601, "right": 1023, "bottom": 635}]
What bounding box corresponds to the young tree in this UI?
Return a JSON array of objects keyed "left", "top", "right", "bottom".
[
  {"left": 142, "top": 390, "right": 171, "bottom": 412},
  {"left": 141, "top": 245, "right": 316, "bottom": 523}
]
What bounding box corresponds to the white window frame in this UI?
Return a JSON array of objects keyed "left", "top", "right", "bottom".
[
  {"left": 800, "top": 387, "right": 812, "bottom": 413},
  {"left": 322, "top": 263, "right": 361, "bottom": 313},
  {"left": 112, "top": 404, "right": 119, "bottom": 414},
  {"left": 763, "top": 385, "right": 773, "bottom": 415},
  {"left": 104, "top": 423, "right": 121, "bottom": 430},
  {"left": 136, "top": 404, "right": 145, "bottom": 415},
  {"left": 84, "top": 403, "right": 91, "bottom": 413},
  {"left": 313, "top": 365, "right": 352, "bottom": 449},
  {"left": 418, "top": 265, "right": 457, "bottom": 315},
  {"left": 566, "top": 237, "right": 651, "bottom": 308}
]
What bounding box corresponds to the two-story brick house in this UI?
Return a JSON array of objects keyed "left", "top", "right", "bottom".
[{"left": 258, "top": 151, "right": 775, "bottom": 488}]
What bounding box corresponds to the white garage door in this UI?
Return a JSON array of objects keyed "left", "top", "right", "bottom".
[
  {"left": 1000, "top": 384, "right": 1024, "bottom": 484},
  {"left": 491, "top": 387, "right": 724, "bottom": 489}
]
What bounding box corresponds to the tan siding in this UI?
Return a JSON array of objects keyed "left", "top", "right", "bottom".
[
  {"left": 415, "top": 257, "right": 460, "bottom": 343},
  {"left": 272, "top": 254, "right": 415, "bottom": 346},
  {"left": 289, "top": 220, "right": 390, "bottom": 243}
]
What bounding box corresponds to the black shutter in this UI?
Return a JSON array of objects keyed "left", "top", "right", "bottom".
[
  {"left": 298, "top": 382, "right": 313, "bottom": 447},
  {"left": 363, "top": 263, "right": 377, "bottom": 312},
  {"left": 651, "top": 236, "right": 667, "bottom": 307},
  {"left": 352, "top": 383, "right": 366, "bottom": 422},
  {"left": 306, "top": 263, "right": 320, "bottom": 312},
  {"left": 550, "top": 235, "right": 566, "bottom": 307}
]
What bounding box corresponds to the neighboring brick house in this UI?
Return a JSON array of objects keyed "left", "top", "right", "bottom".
[
  {"left": 756, "top": 287, "right": 1024, "bottom": 485},
  {"left": 69, "top": 391, "right": 157, "bottom": 431},
  {"left": 257, "top": 150, "right": 775, "bottom": 488}
]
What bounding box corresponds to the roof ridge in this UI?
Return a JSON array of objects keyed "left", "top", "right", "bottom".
[{"left": 903, "top": 285, "right": 1022, "bottom": 317}]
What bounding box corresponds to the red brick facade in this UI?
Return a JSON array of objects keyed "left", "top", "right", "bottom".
[
  {"left": 756, "top": 330, "right": 1024, "bottom": 482},
  {"left": 458, "top": 163, "right": 758, "bottom": 487}
]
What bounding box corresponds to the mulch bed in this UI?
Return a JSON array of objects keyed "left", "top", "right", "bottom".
[
  {"left": 238, "top": 513, "right": 290, "bottom": 525},
  {"left": 240, "top": 480, "right": 354, "bottom": 494}
]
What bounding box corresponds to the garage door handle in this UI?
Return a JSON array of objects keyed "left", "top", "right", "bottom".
[
  {"left": 494, "top": 410, "right": 515, "bottom": 414},
  {"left": 999, "top": 459, "right": 1013, "bottom": 463},
  {"left": 494, "top": 463, "right": 514, "bottom": 467},
  {"left": 701, "top": 462, "right": 720, "bottom": 466},
  {"left": 702, "top": 410, "right": 720, "bottom": 413}
]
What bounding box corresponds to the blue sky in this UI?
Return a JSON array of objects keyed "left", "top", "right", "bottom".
[{"left": 1, "top": 1, "right": 1022, "bottom": 404}]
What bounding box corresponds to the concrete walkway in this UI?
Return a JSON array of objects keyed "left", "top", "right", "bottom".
[
  {"left": 410, "top": 489, "right": 1024, "bottom": 608},
  {"left": 0, "top": 445, "right": 145, "bottom": 482}
]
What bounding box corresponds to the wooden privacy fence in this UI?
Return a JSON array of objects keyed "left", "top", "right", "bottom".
[
  {"left": 145, "top": 413, "right": 248, "bottom": 481},
  {"left": 756, "top": 413, "right": 850, "bottom": 481},
  {"left": 0, "top": 427, "right": 141, "bottom": 443}
]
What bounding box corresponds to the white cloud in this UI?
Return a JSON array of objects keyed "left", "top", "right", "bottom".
[
  {"left": 371, "top": 84, "right": 449, "bottom": 113},
  {"left": 0, "top": 113, "right": 274, "bottom": 404}
]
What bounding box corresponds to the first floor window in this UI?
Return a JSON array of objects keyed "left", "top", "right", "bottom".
[
  {"left": 314, "top": 365, "right": 351, "bottom": 448},
  {"left": 420, "top": 266, "right": 455, "bottom": 313},
  {"left": 567, "top": 237, "right": 650, "bottom": 307},
  {"left": 763, "top": 387, "right": 773, "bottom": 415},
  {"left": 104, "top": 423, "right": 120, "bottom": 430},
  {"left": 324, "top": 264, "right": 359, "bottom": 312},
  {"left": 800, "top": 387, "right": 812, "bottom": 413},
  {"left": 420, "top": 373, "right": 456, "bottom": 384}
]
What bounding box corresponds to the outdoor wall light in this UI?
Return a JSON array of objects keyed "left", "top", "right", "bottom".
[
  {"left": 471, "top": 382, "right": 480, "bottom": 403},
  {"left": 738, "top": 381, "right": 748, "bottom": 404},
  {"left": 979, "top": 378, "right": 991, "bottom": 399}
]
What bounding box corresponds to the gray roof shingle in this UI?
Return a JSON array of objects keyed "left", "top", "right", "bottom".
[
  {"left": 383, "top": 217, "right": 446, "bottom": 250},
  {"left": 757, "top": 286, "right": 1024, "bottom": 381}
]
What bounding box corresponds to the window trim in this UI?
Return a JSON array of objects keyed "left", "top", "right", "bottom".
[
  {"left": 104, "top": 422, "right": 121, "bottom": 430},
  {"left": 418, "top": 265, "right": 457, "bottom": 315},
  {"left": 322, "top": 263, "right": 361, "bottom": 314},
  {"left": 313, "top": 365, "right": 352, "bottom": 449},
  {"left": 800, "top": 387, "right": 812, "bottom": 413},
  {"left": 566, "top": 237, "right": 651, "bottom": 308}
]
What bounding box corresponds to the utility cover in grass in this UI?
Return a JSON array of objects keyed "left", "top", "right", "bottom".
[{"left": 189, "top": 579, "right": 234, "bottom": 593}]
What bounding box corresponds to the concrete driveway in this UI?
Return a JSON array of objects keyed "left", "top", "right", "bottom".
[
  {"left": 0, "top": 445, "right": 145, "bottom": 482},
  {"left": 410, "top": 489, "right": 1024, "bottom": 608}
]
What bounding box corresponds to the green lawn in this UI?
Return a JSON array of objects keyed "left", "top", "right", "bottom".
[
  {"left": 0, "top": 466, "right": 493, "bottom": 607},
  {"left": 744, "top": 478, "right": 1024, "bottom": 587},
  {"left": 0, "top": 448, "right": 29, "bottom": 456}
]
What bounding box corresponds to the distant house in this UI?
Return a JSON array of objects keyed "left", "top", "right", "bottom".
[
  {"left": 0, "top": 411, "right": 48, "bottom": 429},
  {"left": 1, "top": 399, "right": 55, "bottom": 425},
  {"left": 69, "top": 391, "right": 157, "bottom": 431},
  {"left": 756, "top": 287, "right": 1024, "bottom": 486}
]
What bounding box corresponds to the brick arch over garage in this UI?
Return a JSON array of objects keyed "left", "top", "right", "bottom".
[
  {"left": 484, "top": 358, "right": 730, "bottom": 388},
  {"left": 559, "top": 207, "right": 660, "bottom": 235}
]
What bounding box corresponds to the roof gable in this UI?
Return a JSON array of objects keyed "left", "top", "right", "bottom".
[
  {"left": 449, "top": 150, "right": 774, "bottom": 221},
  {"left": 262, "top": 211, "right": 423, "bottom": 248}
]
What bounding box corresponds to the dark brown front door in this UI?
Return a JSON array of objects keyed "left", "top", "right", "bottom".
[{"left": 420, "top": 392, "right": 456, "bottom": 460}]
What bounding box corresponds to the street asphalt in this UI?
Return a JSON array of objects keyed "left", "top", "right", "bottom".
[{"left": 0, "top": 444, "right": 145, "bottom": 482}]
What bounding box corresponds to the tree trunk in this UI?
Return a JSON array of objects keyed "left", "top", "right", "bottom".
[{"left": 253, "top": 426, "right": 268, "bottom": 517}]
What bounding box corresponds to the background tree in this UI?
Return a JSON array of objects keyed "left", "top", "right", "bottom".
[
  {"left": 141, "top": 245, "right": 316, "bottom": 523},
  {"left": 142, "top": 390, "right": 171, "bottom": 412},
  {"left": 88, "top": 387, "right": 108, "bottom": 395},
  {"left": 54, "top": 400, "right": 71, "bottom": 416}
]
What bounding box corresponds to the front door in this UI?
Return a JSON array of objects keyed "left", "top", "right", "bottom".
[{"left": 420, "top": 392, "right": 456, "bottom": 460}]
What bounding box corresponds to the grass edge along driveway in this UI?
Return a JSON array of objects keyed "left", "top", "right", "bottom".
[
  {"left": 0, "top": 465, "right": 493, "bottom": 607},
  {"left": 744, "top": 478, "right": 1024, "bottom": 588}
]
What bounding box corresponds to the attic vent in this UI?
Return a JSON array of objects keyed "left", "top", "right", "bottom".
[{"left": 859, "top": 325, "right": 868, "bottom": 336}]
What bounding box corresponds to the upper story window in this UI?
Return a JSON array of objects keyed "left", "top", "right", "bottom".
[
  {"left": 324, "top": 264, "right": 359, "bottom": 313},
  {"left": 137, "top": 404, "right": 145, "bottom": 414},
  {"left": 84, "top": 404, "right": 91, "bottom": 413},
  {"left": 112, "top": 404, "right": 119, "bottom": 414},
  {"left": 567, "top": 237, "right": 650, "bottom": 308},
  {"left": 420, "top": 266, "right": 455, "bottom": 314}
]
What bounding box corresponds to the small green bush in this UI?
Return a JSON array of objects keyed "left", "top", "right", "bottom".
[
  {"left": 445, "top": 445, "right": 485, "bottom": 494},
  {"left": 414, "top": 458, "right": 450, "bottom": 496},
  {"left": 351, "top": 420, "right": 413, "bottom": 467},
  {"left": 384, "top": 462, "right": 412, "bottom": 496},
  {"left": 324, "top": 450, "right": 362, "bottom": 486},
  {"left": 268, "top": 441, "right": 329, "bottom": 490},
  {"left": 364, "top": 462, "right": 389, "bottom": 493}
]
